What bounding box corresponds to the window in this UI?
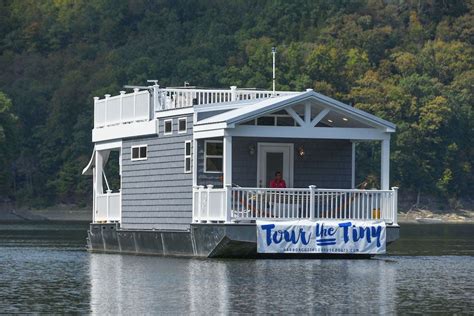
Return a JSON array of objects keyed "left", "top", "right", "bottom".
[
  {"left": 164, "top": 119, "right": 173, "bottom": 135},
  {"left": 184, "top": 141, "right": 191, "bottom": 173},
  {"left": 241, "top": 114, "right": 297, "bottom": 126},
  {"left": 204, "top": 140, "right": 223, "bottom": 173},
  {"left": 178, "top": 117, "right": 187, "bottom": 133},
  {"left": 257, "top": 116, "right": 275, "bottom": 126},
  {"left": 131, "top": 145, "right": 147, "bottom": 161}
]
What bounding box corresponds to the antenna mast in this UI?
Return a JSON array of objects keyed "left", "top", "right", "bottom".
[{"left": 272, "top": 47, "right": 276, "bottom": 96}]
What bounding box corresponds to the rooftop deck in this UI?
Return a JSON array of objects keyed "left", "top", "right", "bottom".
[{"left": 93, "top": 85, "right": 300, "bottom": 129}]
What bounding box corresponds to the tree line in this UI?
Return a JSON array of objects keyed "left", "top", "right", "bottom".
[{"left": 0, "top": 0, "right": 472, "bottom": 208}]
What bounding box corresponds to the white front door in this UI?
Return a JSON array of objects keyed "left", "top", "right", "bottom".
[{"left": 257, "top": 143, "right": 294, "bottom": 188}]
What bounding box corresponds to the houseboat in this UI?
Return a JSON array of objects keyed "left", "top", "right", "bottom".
[{"left": 83, "top": 82, "right": 399, "bottom": 257}]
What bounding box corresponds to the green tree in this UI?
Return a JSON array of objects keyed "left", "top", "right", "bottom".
[{"left": 0, "top": 92, "right": 17, "bottom": 196}]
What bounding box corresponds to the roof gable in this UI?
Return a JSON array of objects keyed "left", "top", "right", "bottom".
[{"left": 195, "top": 90, "right": 396, "bottom": 132}]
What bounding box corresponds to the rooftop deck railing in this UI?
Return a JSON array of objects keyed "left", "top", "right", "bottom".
[
  {"left": 155, "top": 87, "right": 299, "bottom": 110},
  {"left": 93, "top": 86, "right": 300, "bottom": 128},
  {"left": 193, "top": 186, "right": 399, "bottom": 225},
  {"left": 94, "top": 89, "right": 150, "bottom": 129}
]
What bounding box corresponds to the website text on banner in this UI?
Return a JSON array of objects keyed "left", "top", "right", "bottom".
[{"left": 256, "top": 220, "right": 386, "bottom": 254}]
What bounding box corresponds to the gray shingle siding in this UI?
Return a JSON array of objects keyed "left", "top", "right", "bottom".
[
  {"left": 121, "top": 114, "right": 193, "bottom": 230},
  {"left": 233, "top": 137, "right": 352, "bottom": 188},
  {"left": 196, "top": 137, "right": 352, "bottom": 189}
]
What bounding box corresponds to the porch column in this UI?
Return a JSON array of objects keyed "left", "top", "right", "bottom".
[
  {"left": 93, "top": 151, "right": 104, "bottom": 224},
  {"left": 223, "top": 135, "right": 232, "bottom": 186},
  {"left": 95, "top": 151, "right": 104, "bottom": 195},
  {"left": 380, "top": 138, "right": 390, "bottom": 190},
  {"left": 192, "top": 139, "right": 198, "bottom": 186},
  {"left": 92, "top": 166, "right": 96, "bottom": 223},
  {"left": 351, "top": 141, "right": 356, "bottom": 189},
  {"left": 223, "top": 135, "right": 232, "bottom": 223}
]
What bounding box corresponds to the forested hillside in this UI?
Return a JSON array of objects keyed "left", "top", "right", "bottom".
[{"left": 0, "top": 0, "right": 472, "bottom": 208}]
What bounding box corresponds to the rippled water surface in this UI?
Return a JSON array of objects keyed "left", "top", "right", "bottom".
[{"left": 0, "top": 222, "right": 472, "bottom": 314}]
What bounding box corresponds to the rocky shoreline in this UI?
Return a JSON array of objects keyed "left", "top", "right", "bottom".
[
  {"left": 0, "top": 208, "right": 91, "bottom": 222},
  {"left": 0, "top": 207, "right": 473, "bottom": 224},
  {"left": 398, "top": 209, "right": 474, "bottom": 224}
]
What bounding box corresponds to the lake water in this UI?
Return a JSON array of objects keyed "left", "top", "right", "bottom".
[{"left": 0, "top": 222, "right": 472, "bottom": 314}]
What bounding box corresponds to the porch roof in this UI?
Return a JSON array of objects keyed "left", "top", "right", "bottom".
[{"left": 195, "top": 90, "right": 396, "bottom": 132}]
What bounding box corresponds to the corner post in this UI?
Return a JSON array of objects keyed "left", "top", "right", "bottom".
[
  {"left": 119, "top": 91, "right": 125, "bottom": 124},
  {"left": 95, "top": 151, "right": 104, "bottom": 195},
  {"left": 223, "top": 135, "right": 232, "bottom": 187},
  {"left": 309, "top": 185, "right": 316, "bottom": 220},
  {"left": 93, "top": 97, "right": 99, "bottom": 128},
  {"left": 206, "top": 184, "right": 213, "bottom": 221},
  {"left": 381, "top": 137, "right": 390, "bottom": 190},
  {"left": 106, "top": 189, "right": 112, "bottom": 223},
  {"left": 351, "top": 141, "right": 356, "bottom": 189},
  {"left": 104, "top": 94, "right": 110, "bottom": 126},
  {"left": 230, "top": 86, "right": 237, "bottom": 102},
  {"left": 133, "top": 88, "right": 139, "bottom": 121},
  {"left": 391, "top": 187, "right": 398, "bottom": 225},
  {"left": 197, "top": 185, "right": 204, "bottom": 222},
  {"left": 153, "top": 82, "right": 160, "bottom": 111},
  {"left": 92, "top": 166, "right": 96, "bottom": 223},
  {"left": 225, "top": 184, "right": 232, "bottom": 223},
  {"left": 192, "top": 139, "right": 198, "bottom": 186}
]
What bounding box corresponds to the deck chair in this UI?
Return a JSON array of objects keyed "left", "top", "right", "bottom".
[{"left": 231, "top": 184, "right": 274, "bottom": 219}]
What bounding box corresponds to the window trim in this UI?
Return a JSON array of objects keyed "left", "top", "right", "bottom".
[
  {"left": 131, "top": 145, "right": 148, "bottom": 161},
  {"left": 204, "top": 140, "right": 223, "bottom": 173},
  {"left": 164, "top": 119, "right": 173, "bottom": 135},
  {"left": 178, "top": 117, "right": 187, "bottom": 134},
  {"left": 184, "top": 140, "right": 192, "bottom": 173}
]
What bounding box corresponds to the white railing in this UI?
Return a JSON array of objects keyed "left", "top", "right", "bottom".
[
  {"left": 93, "top": 86, "right": 300, "bottom": 126},
  {"left": 156, "top": 87, "right": 299, "bottom": 111},
  {"left": 193, "top": 185, "right": 228, "bottom": 222},
  {"left": 94, "top": 89, "right": 150, "bottom": 128},
  {"left": 95, "top": 191, "right": 121, "bottom": 223},
  {"left": 193, "top": 186, "right": 398, "bottom": 225}
]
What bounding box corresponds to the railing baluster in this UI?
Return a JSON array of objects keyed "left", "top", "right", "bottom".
[
  {"left": 364, "top": 193, "right": 367, "bottom": 219},
  {"left": 315, "top": 190, "right": 319, "bottom": 219},
  {"left": 238, "top": 189, "right": 242, "bottom": 218},
  {"left": 329, "top": 192, "right": 332, "bottom": 219},
  {"left": 308, "top": 190, "right": 311, "bottom": 219},
  {"left": 289, "top": 191, "right": 292, "bottom": 218},
  {"left": 328, "top": 192, "right": 331, "bottom": 218},
  {"left": 271, "top": 190, "right": 274, "bottom": 218},
  {"left": 356, "top": 192, "right": 359, "bottom": 219},
  {"left": 348, "top": 192, "right": 351, "bottom": 219},
  {"left": 362, "top": 192, "right": 365, "bottom": 219},
  {"left": 277, "top": 190, "right": 281, "bottom": 218},
  {"left": 264, "top": 190, "right": 268, "bottom": 218}
]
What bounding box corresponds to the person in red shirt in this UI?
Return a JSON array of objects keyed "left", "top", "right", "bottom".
[{"left": 269, "top": 171, "right": 287, "bottom": 188}]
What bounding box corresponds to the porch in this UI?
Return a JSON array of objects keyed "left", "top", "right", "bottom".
[
  {"left": 192, "top": 89, "right": 398, "bottom": 225},
  {"left": 82, "top": 143, "right": 122, "bottom": 223}
]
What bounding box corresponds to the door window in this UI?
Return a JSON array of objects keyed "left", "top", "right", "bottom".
[{"left": 266, "top": 152, "right": 284, "bottom": 187}]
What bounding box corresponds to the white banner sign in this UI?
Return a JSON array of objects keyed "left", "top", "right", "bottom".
[{"left": 257, "top": 220, "right": 386, "bottom": 254}]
